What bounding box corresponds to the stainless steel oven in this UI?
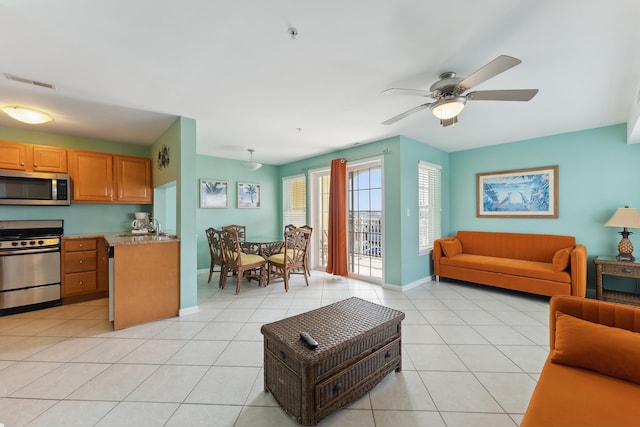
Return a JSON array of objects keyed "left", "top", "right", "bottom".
[{"left": 0, "top": 219, "right": 63, "bottom": 315}]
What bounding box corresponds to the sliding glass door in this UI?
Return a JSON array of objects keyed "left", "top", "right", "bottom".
[{"left": 309, "top": 157, "right": 383, "bottom": 283}]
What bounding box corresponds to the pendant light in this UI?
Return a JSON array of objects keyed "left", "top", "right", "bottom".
[{"left": 242, "top": 149, "right": 262, "bottom": 170}]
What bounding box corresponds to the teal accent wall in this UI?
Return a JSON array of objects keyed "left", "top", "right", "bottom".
[
  {"left": 195, "top": 155, "right": 280, "bottom": 271},
  {"left": 398, "top": 136, "right": 450, "bottom": 285},
  {"left": 449, "top": 123, "right": 640, "bottom": 292},
  {"left": 170, "top": 117, "right": 198, "bottom": 310},
  {"left": 0, "top": 126, "right": 149, "bottom": 156},
  {"left": 278, "top": 136, "right": 449, "bottom": 287},
  {"left": 0, "top": 125, "right": 151, "bottom": 233}
]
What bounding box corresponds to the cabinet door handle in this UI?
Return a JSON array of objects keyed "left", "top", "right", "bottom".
[
  {"left": 623, "top": 268, "right": 633, "bottom": 273},
  {"left": 20, "top": 161, "right": 25, "bottom": 166},
  {"left": 79, "top": 243, "right": 84, "bottom": 247},
  {"left": 79, "top": 260, "right": 84, "bottom": 264},
  {"left": 79, "top": 281, "right": 83, "bottom": 285},
  {"left": 33, "top": 162, "right": 38, "bottom": 167}
]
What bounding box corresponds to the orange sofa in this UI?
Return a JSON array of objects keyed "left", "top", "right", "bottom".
[
  {"left": 521, "top": 295, "right": 640, "bottom": 426},
  {"left": 433, "top": 231, "right": 587, "bottom": 297}
]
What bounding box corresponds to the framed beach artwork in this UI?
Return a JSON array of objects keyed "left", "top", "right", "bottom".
[
  {"left": 238, "top": 182, "right": 261, "bottom": 208},
  {"left": 477, "top": 165, "right": 558, "bottom": 218},
  {"left": 200, "top": 179, "right": 228, "bottom": 208}
]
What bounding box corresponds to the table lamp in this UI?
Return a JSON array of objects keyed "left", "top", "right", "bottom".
[{"left": 605, "top": 205, "right": 640, "bottom": 261}]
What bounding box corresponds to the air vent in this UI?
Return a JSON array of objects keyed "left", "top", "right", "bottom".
[{"left": 3, "top": 73, "right": 55, "bottom": 90}]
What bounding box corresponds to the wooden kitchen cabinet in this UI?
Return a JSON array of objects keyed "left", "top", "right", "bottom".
[
  {"left": 0, "top": 140, "right": 67, "bottom": 173},
  {"left": 113, "top": 240, "right": 179, "bottom": 330},
  {"left": 61, "top": 237, "right": 108, "bottom": 303},
  {"left": 69, "top": 150, "right": 152, "bottom": 203},
  {"left": 69, "top": 150, "right": 113, "bottom": 202},
  {"left": 115, "top": 155, "right": 152, "bottom": 203}
]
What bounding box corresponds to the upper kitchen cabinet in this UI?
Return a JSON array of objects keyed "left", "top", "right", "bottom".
[
  {"left": 69, "top": 150, "right": 114, "bottom": 202},
  {"left": 0, "top": 141, "right": 67, "bottom": 173},
  {"left": 115, "top": 155, "right": 152, "bottom": 203},
  {"left": 69, "top": 150, "right": 152, "bottom": 204}
]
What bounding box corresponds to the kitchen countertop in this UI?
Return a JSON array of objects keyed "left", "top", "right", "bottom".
[{"left": 63, "top": 232, "right": 179, "bottom": 246}]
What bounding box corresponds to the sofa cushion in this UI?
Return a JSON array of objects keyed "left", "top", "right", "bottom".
[
  {"left": 440, "top": 238, "right": 462, "bottom": 257},
  {"left": 551, "top": 311, "right": 640, "bottom": 384},
  {"left": 552, "top": 247, "right": 572, "bottom": 271},
  {"left": 439, "top": 254, "right": 571, "bottom": 283},
  {"left": 521, "top": 356, "right": 640, "bottom": 427}
]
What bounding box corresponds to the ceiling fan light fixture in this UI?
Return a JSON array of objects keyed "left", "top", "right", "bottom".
[
  {"left": 430, "top": 97, "right": 466, "bottom": 120},
  {"left": 1, "top": 105, "right": 54, "bottom": 124},
  {"left": 242, "top": 149, "right": 262, "bottom": 170}
]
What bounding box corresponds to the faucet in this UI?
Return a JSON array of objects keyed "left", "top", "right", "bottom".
[{"left": 154, "top": 219, "right": 161, "bottom": 237}]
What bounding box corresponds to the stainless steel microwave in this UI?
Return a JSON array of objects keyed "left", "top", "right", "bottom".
[{"left": 0, "top": 170, "right": 71, "bottom": 205}]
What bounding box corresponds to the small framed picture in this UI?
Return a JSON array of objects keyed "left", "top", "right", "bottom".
[
  {"left": 238, "top": 182, "right": 261, "bottom": 208},
  {"left": 200, "top": 179, "right": 228, "bottom": 208}
]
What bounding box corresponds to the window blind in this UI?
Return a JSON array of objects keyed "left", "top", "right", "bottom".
[
  {"left": 283, "top": 175, "right": 307, "bottom": 226},
  {"left": 418, "top": 161, "right": 442, "bottom": 254}
]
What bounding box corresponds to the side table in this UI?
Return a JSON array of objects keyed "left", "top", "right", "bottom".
[{"left": 593, "top": 256, "right": 640, "bottom": 306}]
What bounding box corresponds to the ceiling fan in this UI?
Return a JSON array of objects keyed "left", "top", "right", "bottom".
[{"left": 381, "top": 55, "right": 538, "bottom": 127}]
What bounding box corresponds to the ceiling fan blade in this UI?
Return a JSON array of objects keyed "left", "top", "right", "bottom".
[
  {"left": 458, "top": 55, "right": 522, "bottom": 90},
  {"left": 467, "top": 89, "right": 539, "bottom": 101},
  {"left": 381, "top": 88, "right": 432, "bottom": 97},
  {"left": 381, "top": 103, "right": 431, "bottom": 125}
]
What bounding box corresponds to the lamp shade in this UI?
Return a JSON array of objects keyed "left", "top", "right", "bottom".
[
  {"left": 605, "top": 206, "right": 640, "bottom": 228},
  {"left": 1, "top": 105, "right": 54, "bottom": 124},
  {"left": 430, "top": 97, "right": 466, "bottom": 120},
  {"left": 242, "top": 161, "right": 262, "bottom": 171},
  {"left": 242, "top": 149, "right": 262, "bottom": 170}
]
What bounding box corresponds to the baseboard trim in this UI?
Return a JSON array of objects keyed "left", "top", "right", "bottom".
[
  {"left": 179, "top": 305, "right": 199, "bottom": 316},
  {"left": 383, "top": 276, "right": 432, "bottom": 292}
]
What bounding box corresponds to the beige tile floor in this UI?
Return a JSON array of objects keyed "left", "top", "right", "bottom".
[{"left": 0, "top": 271, "right": 551, "bottom": 426}]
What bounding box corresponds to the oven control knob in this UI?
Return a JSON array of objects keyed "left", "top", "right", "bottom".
[
  {"left": 29, "top": 241, "right": 36, "bottom": 245},
  {"left": 20, "top": 241, "right": 27, "bottom": 246},
  {"left": 12, "top": 242, "right": 19, "bottom": 246},
  {"left": 38, "top": 240, "right": 44, "bottom": 245}
]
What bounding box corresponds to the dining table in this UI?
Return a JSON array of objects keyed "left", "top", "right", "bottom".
[{"left": 240, "top": 236, "right": 285, "bottom": 286}]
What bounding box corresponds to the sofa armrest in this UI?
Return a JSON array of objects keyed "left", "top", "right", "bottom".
[
  {"left": 569, "top": 244, "right": 588, "bottom": 297},
  {"left": 432, "top": 237, "right": 456, "bottom": 276}
]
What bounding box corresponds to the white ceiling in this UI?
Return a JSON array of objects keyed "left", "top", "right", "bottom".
[{"left": 1, "top": 1, "right": 640, "bottom": 165}]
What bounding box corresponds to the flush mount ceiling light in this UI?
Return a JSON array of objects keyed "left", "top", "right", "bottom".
[
  {"left": 1, "top": 105, "right": 54, "bottom": 124},
  {"left": 429, "top": 97, "right": 467, "bottom": 120},
  {"left": 242, "top": 149, "right": 262, "bottom": 170}
]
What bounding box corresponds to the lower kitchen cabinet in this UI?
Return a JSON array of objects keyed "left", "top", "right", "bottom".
[
  {"left": 61, "top": 237, "right": 108, "bottom": 304},
  {"left": 112, "top": 240, "right": 179, "bottom": 330}
]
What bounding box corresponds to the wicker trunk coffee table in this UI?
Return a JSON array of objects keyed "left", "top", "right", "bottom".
[{"left": 260, "top": 297, "right": 405, "bottom": 425}]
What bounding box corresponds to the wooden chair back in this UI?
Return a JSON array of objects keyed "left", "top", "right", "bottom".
[
  {"left": 205, "top": 227, "right": 224, "bottom": 284},
  {"left": 223, "top": 224, "right": 246, "bottom": 241}
]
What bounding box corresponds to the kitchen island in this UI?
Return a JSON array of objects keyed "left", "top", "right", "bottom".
[{"left": 102, "top": 232, "right": 180, "bottom": 330}]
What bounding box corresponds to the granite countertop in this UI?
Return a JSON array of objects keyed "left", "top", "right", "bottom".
[{"left": 64, "top": 232, "right": 179, "bottom": 246}]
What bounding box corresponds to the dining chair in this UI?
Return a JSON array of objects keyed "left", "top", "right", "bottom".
[
  {"left": 223, "top": 224, "right": 246, "bottom": 241},
  {"left": 219, "top": 229, "right": 266, "bottom": 294},
  {"left": 300, "top": 224, "right": 313, "bottom": 275},
  {"left": 205, "top": 227, "right": 224, "bottom": 285},
  {"left": 267, "top": 226, "right": 311, "bottom": 292}
]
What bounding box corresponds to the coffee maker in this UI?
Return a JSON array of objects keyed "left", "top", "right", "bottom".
[{"left": 131, "top": 212, "right": 150, "bottom": 234}]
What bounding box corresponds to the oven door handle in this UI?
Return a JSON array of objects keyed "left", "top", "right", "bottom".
[{"left": 0, "top": 246, "right": 60, "bottom": 256}]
